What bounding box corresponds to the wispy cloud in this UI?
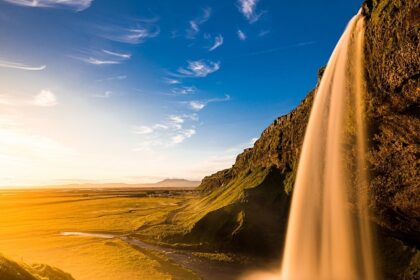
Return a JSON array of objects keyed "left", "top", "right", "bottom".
[
  {"left": 177, "top": 60, "right": 220, "bottom": 78},
  {"left": 209, "top": 34, "right": 223, "bottom": 51},
  {"left": 171, "top": 128, "right": 195, "bottom": 144},
  {"left": 71, "top": 48, "right": 131, "bottom": 65},
  {"left": 93, "top": 91, "right": 112, "bottom": 98},
  {"left": 102, "top": 49, "right": 131, "bottom": 59},
  {"left": 237, "top": 29, "right": 247, "bottom": 40},
  {"left": 96, "top": 19, "right": 160, "bottom": 44},
  {"left": 237, "top": 0, "right": 264, "bottom": 23},
  {"left": 132, "top": 114, "right": 198, "bottom": 151},
  {"left": 116, "top": 27, "right": 159, "bottom": 44},
  {"left": 244, "top": 41, "right": 317, "bottom": 56},
  {"left": 187, "top": 8, "right": 211, "bottom": 39},
  {"left": 3, "top": 0, "right": 93, "bottom": 11},
  {"left": 258, "top": 29, "right": 270, "bottom": 37},
  {"left": 74, "top": 57, "right": 121, "bottom": 65},
  {"left": 166, "top": 115, "right": 198, "bottom": 145},
  {"left": 189, "top": 101, "right": 206, "bottom": 111},
  {"left": 186, "top": 94, "right": 231, "bottom": 111},
  {"left": 95, "top": 75, "right": 127, "bottom": 82},
  {"left": 167, "top": 114, "right": 185, "bottom": 127},
  {"left": 33, "top": 89, "right": 57, "bottom": 107},
  {"left": 0, "top": 59, "right": 46, "bottom": 71},
  {"left": 171, "top": 86, "right": 196, "bottom": 95},
  {"left": 163, "top": 78, "right": 181, "bottom": 85}
]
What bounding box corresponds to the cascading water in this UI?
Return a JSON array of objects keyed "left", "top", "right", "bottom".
[
  {"left": 280, "top": 11, "right": 376, "bottom": 280},
  {"left": 242, "top": 11, "right": 377, "bottom": 280}
]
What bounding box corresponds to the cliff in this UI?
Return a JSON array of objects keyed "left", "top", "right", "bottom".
[
  {"left": 139, "top": 1, "right": 419, "bottom": 278},
  {"left": 363, "top": 0, "right": 420, "bottom": 278},
  {"left": 364, "top": 0, "right": 419, "bottom": 243}
]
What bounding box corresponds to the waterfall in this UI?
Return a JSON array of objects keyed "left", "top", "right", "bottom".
[{"left": 279, "top": 11, "right": 377, "bottom": 280}]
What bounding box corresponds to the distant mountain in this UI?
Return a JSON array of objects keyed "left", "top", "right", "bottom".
[
  {"left": 18, "top": 179, "right": 201, "bottom": 190},
  {"left": 152, "top": 179, "right": 201, "bottom": 188}
]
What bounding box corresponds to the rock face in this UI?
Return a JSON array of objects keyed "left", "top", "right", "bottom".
[
  {"left": 199, "top": 90, "right": 314, "bottom": 196},
  {"left": 363, "top": 1, "right": 420, "bottom": 278},
  {"left": 364, "top": 0, "right": 419, "bottom": 243}
]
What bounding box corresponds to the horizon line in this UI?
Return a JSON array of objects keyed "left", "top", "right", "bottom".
[{"left": 0, "top": 178, "right": 202, "bottom": 189}]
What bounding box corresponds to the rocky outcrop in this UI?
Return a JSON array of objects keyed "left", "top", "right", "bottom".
[
  {"left": 199, "top": 89, "right": 314, "bottom": 196},
  {"left": 0, "top": 255, "right": 74, "bottom": 280}
]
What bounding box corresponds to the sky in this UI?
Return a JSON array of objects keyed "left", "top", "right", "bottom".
[{"left": 0, "top": 0, "right": 362, "bottom": 187}]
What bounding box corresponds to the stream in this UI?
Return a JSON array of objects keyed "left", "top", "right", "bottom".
[{"left": 60, "top": 231, "right": 244, "bottom": 280}]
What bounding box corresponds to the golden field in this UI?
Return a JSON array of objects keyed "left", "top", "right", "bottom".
[{"left": 0, "top": 188, "right": 201, "bottom": 280}]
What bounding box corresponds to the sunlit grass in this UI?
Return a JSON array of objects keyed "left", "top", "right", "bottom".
[{"left": 0, "top": 189, "right": 199, "bottom": 280}]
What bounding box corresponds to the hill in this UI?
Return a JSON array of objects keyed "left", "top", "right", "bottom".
[
  {"left": 152, "top": 179, "right": 201, "bottom": 189},
  {"left": 138, "top": 1, "right": 419, "bottom": 279}
]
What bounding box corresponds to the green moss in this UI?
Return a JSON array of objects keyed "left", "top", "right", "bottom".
[
  {"left": 284, "top": 161, "right": 298, "bottom": 194},
  {"left": 190, "top": 252, "right": 235, "bottom": 263},
  {"left": 173, "top": 167, "right": 271, "bottom": 231}
]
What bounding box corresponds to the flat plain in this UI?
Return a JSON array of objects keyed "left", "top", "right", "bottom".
[{"left": 0, "top": 188, "right": 203, "bottom": 280}]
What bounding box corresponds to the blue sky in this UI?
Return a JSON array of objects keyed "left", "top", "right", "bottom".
[{"left": 0, "top": 0, "right": 362, "bottom": 186}]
